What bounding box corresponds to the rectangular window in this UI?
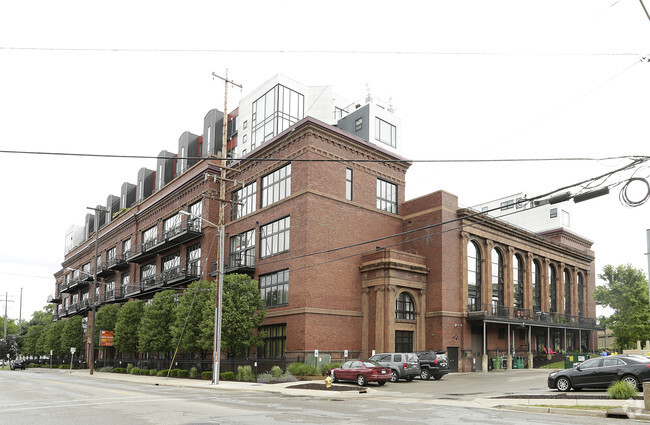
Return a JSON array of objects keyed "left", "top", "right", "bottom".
[
  {"left": 345, "top": 168, "right": 353, "bottom": 201},
  {"left": 189, "top": 200, "right": 203, "bottom": 231},
  {"left": 163, "top": 213, "right": 181, "bottom": 239},
  {"left": 231, "top": 182, "right": 257, "bottom": 220},
  {"left": 259, "top": 323, "right": 286, "bottom": 358},
  {"left": 187, "top": 243, "right": 201, "bottom": 277},
  {"left": 162, "top": 252, "right": 180, "bottom": 279},
  {"left": 260, "top": 270, "right": 289, "bottom": 307},
  {"left": 550, "top": 208, "right": 558, "bottom": 219},
  {"left": 261, "top": 164, "right": 291, "bottom": 208},
  {"left": 355, "top": 117, "right": 363, "bottom": 132},
  {"left": 106, "top": 247, "right": 116, "bottom": 263},
  {"left": 562, "top": 210, "right": 570, "bottom": 226},
  {"left": 140, "top": 263, "right": 156, "bottom": 287},
  {"left": 230, "top": 229, "right": 255, "bottom": 267},
  {"left": 157, "top": 164, "right": 163, "bottom": 190},
  {"left": 142, "top": 225, "right": 157, "bottom": 250},
  {"left": 122, "top": 238, "right": 132, "bottom": 258},
  {"left": 251, "top": 84, "right": 304, "bottom": 147},
  {"left": 375, "top": 117, "right": 397, "bottom": 148},
  {"left": 260, "top": 216, "right": 290, "bottom": 258},
  {"left": 376, "top": 178, "right": 398, "bottom": 214},
  {"left": 243, "top": 120, "right": 248, "bottom": 129},
  {"left": 500, "top": 200, "right": 514, "bottom": 210}
]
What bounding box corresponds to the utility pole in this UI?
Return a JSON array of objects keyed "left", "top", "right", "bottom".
[
  {"left": 86, "top": 206, "right": 107, "bottom": 375},
  {"left": 1, "top": 293, "right": 14, "bottom": 339},
  {"left": 209, "top": 69, "right": 242, "bottom": 385}
]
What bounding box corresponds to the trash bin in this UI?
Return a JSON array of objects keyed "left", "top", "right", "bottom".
[
  {"left": 517, "top": 356, "right": 525, "bottom": 369},
  {"left": 512, "top": 356, "right": 519, "bottom": 369},
  {"left": 491, "top": 357, "right": 501, "bottom": 370}
]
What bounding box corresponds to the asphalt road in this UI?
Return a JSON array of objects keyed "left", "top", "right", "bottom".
[{"left": 0, "top": 369, "right": 625, "bottom": 425}]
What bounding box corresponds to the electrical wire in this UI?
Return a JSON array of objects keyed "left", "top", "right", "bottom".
[{"left": 619, "top": 177, "right": 650, "bottom": 207}]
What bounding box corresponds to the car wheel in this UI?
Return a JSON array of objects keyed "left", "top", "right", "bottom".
[
  {"left": 622, "top": 375, "right": 640, "bottom": 390},
  {"left": 331, "top": 372, "right": 338, "bottom": 383},
  {"left": 556, "top": 376, "right": 571, "bottom": 391},
  {"left": 420, "top": 368, "right": 430, "bottom": 380},
  {"left": 390, "top": 370, "right": 399, "bottom": 382},
  {"left": 378, "top": 381, "right": 386, "bottom": 386},
  {"left": 433, "top": 375, "right": 442, "bottom": 380},
  {"left": 357, "top": 374, "right": 367, "bottom": 386}
]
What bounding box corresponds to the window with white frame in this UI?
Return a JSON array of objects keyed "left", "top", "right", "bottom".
[
  {"left": 374, "top": 117, "right": 397, "bottom": 147},
  {"left": 142, "top": 225, "right": 157, "bottom": 250},
  {"left": 189, "top": 200, "right": 202, "bottom": 231},
  {"left": 231, "top": 182, "right": 257, "bottom": 220},
  {"left": 260, "top": 216, "right": 290, "bottom": 258},
  {"left": 163, "top": 213, "right": 181, "bottom": 238},
  {"left": 251, "top": 84, "right": 304, "bottom": 148},
  {"left": 376, "top": 178, "right": 397, "bottom": 213},
  {"left": 261, "top": 164, "right": 291, "bottom": 208},
  {"left": 187, "top": 243, "right": 201, "bottom": 277},
  {"left": 345, "top": 168, "right": 353, "bottom": 201},
  {"left": 122, "top": 238, "right": 131, "bottom": 258},
  {"left": 230, "top": 229, "right": 255, "bottom": 267}
]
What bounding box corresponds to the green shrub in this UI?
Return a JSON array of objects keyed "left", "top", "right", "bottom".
[
  {"left": 608, "top": 380, "right": 638, "bottom": 399},
  {"left": 287, "top": 362, "right": 319, "bottom": 377},
  {"left": 115, "top": 367, "right": 127, "bottom": 373},
  {"left": 202, "top": 371, "right": 213, "bottom": 380},
  {"left": 157, "top": 370, "right": 167, "bottom": 377},
  {"left": 236, "top": 365, "right": 255, "bottom": 381},
  {"left": 177, "top": 369, "right": 189, "bottom": 378},
  {"left": 130, "top": 367, "right": 141, "bottom": 375},
  {"left": 189, "top": 367, "right": 199, "bottom": 379},
  {"left": 169, "top": 368, "right": 179, "bottom": 377},
  {"left": 59, "top": 365, "right": 67, "bottom": 369},
  {"left": 321, "top": 363, "right": 341, "bottom": 376},
  {"left": 98, "top": 366, "right": 115, "bottom": 373},
  {"left": 220, "top": 371, "right": 235, "bottom": 381},
  {"left": 149, "top": 369, "right": 158, "bottom": 376},
  {"left": 271, "top": 366, "right": 283, "bottom": 378},
  {"left": 126, "top": 363, "right": 134, "bottom": 374},
  {"left": 258, "top": 372, "right": 298, "bottom": 384}
]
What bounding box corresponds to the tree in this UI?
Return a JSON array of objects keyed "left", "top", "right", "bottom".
[
  {"left": 0, "top": 335, "right": 18, "bottom": 360},
  {"left": 22, "top": 325, "right": 46, "bottom": 356},
  {"left": 0, "top": 318, "right": 19, "bottom": 339},
  {"left": 594, "top": 264, "right": 650, "bottom": 351},
  {"left": 216, "top": 274, "right": 266, "bottom": 358},
  {"left": 138, "top": 290, "right": 177, "bottom": 355},
  {"left": 45, "top": 320, "right": 65, "bottom": 357},
  {"left": 113, "top": 301, "right": 143, "bottom": 356},
  {"left": 60, "top": 316, "right": 84, "bottom": 356},
  {"left": 94, "top": 304, "right": 121, "bottom": 346},
  {"left": 172, "top": 280, "right": 214, "bottom": 359}
]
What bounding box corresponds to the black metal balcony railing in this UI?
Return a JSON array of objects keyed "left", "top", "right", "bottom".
[
  {"left": 467, "top": 303, "right": 597, "bottom": 327},
  {"left": 104, "top": 289, "right": 115, "bottom": 302},
  {"left": 68, "top": 303, "right": 79, "bottom": 314},
  {"left": 48, "top": 292, "right": 62, "bottom": 304},
  {"left": 211, "top": 250, "right": 255, "bottom": 276}
]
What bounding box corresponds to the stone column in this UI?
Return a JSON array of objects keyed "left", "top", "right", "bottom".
[
  {"left": 418, "top": 288, "right": 427, "bottom": 351},
  {"left": 361, "top": 287, "right": 370, "bottom": 358},
  {"left": 460, "top": 232, "right": 470, "bottom": 313},
  {"left": 387, "top": 285, "right": 397, "bottom": 352},
  {"left": 374, "top": 286, "right": 385, "bottom": 352},
  {"left": 505, "top": 246, "right": 515, "bottom": 311},
  {"left": 525, "top": 252, "right": 533, "bottom": 311},
  {"left": 558, "top": 262, "right": 566, "bottom": 315},
  {"left": 541, "top": 258, "right": 549, "bottom": 313},
  {"left": 484, "top": 239, "right": 494, "bottom": 312}
]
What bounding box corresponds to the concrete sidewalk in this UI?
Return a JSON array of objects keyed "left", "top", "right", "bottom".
[{"left": 59, "top": 368, "right": 650, "bottom": 420}]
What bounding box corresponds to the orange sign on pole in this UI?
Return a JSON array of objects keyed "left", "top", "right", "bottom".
[{"left": 100, "top": 330, "right": 114, "bottom": 347}]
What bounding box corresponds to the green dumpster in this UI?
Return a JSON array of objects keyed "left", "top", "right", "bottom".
[
  {"left": 491, "top": 357, "right": 501, "bottom": 370},
  {"left": 512, "top": 356, "right": 518, "bottom": 369},
  {"left": 517, "top": 356, "right": 525, "bottom": 369}
]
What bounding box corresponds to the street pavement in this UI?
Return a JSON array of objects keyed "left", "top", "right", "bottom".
[{"left": 53, "top": 368, "right": 650, "bottom": 420}]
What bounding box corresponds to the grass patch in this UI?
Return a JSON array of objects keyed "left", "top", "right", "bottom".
[{"left": 538, "top": 361, "right": 566, "bottom": 369}]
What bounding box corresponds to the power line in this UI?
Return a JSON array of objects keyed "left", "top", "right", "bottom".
[
  {"left": 0, "top": 148, "right": 644, "bottom": 164},
  {"left": 0, "top": 46, "right": 643, "bottom": 56}
]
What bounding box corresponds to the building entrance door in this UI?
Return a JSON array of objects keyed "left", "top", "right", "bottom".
[
  {"left": 395, "top": 331, "right": 413, "bottom": 352},
  {"left": 447, "top": 346, "right": 459, "bottom": 372}
]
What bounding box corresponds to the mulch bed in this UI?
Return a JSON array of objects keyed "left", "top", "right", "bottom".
[
  {"left": 495, "top": 394, "right": 643, "bottom": 400},
  {"left": 288, "top": 383, "right": 367, "bottom": 392}
]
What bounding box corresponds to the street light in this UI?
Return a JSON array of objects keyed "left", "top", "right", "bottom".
[{"left": 179, "top": 210, "right": 224, "bottom": 385}]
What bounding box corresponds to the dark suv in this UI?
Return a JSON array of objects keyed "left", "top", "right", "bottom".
[
  {"left": 10, "top": 359, "right": 25, "bottom": 370},
  {"left": 416, "top": 350, "right": 450, "bottom": 380}
]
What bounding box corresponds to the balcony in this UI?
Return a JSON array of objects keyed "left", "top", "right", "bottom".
[
  {"left": 212, "top": 250, "right": 255, "bottom": 276},
  {"left": 68, "top": 302, "right": 80, "bottom": 315},
  {"left": 52, "top": 312, "right": 59, "bottom": 322},
  {"left": 467, "top": 303, "right": 597, "bottom": 328},
  {"left": 79, "top": 299, "right": 90, "bottom": 312},
  {"left": 64, "top": 278, "right": 91, "bottom": 293},
  {"left": 107, "top": 254, "right": 130, "bottom": 271},
  {"left": 140, "top": 274, "right": 162, "bottom": 292},
  {"left": 161, "top": 262, "right": 202, "bottom": 286},
  {"left": 48, "top": 292, "right": 62, "bottom": 304},
  {"left": 129, "top": 221, "right": 203, "bottom": 264},
  {"left": 121, "top": 282, "right": 141, "bottom": 298},
  {"left": 96, "top": 261, "right": 115, "bottom": 278}
]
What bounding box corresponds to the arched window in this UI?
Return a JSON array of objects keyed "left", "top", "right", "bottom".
[
  {"left": 492, "top": 248, "right": 504, "bottom": 314},
  {"left": 513, "top": 254, "right": 524, "bottom": 309},
  {"left": 396, "top": 292, "right": 415, "bottom": 320},
  {"left": 577, "top": 273, "right": 584, "bottom": 317},
  {"left": 468, "top": 241, "right": 481, "bottom": 311},
  {"left": 564, "top": 269, "right": 571, "bottom": 315},
  {"left": 549, "top": 264, "right": 557, "bottom": 313},
  {"left": 532, "top": 260, "right": 541, "bottom": 311}
]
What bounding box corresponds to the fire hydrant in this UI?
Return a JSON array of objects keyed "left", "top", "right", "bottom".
[{"left": 324, "top": 374, "right": 332, "bottom": 388}]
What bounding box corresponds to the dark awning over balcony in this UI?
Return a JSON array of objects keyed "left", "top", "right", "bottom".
[
  {"left": 467, "top": 303, "right": 598, "bottom": 329},
  {"left": 129, "top": 221, "right": 202, "bottom": 264}
]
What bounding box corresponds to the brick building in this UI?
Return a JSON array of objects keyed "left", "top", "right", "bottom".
[{"left": 51, "top": 80, "right": 598, "bottom": 374}]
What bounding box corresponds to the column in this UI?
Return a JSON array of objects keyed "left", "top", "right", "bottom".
[
  {"left": 374, "top": 286, "right": 385, "bottom": 352},
  {"left": 484, "top": 239, "right": 494, "bottom": 312},
  {"left": 460, "top": 232, "right": 470, "bottom": 313},
  {"left": 361, "top": 287, "right": 370, "bottom": 358},
  {"left": 387, "top": 285, "right": 397, "bottom": 352},
  {"left": 525, "top": 252, "right": 533, "bottom": 311}
]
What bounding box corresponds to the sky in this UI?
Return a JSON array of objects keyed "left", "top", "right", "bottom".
[{"left": 1, "top": 0, "right": 649, "bottom": 322}]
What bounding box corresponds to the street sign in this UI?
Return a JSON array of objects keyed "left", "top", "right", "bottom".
[
  {"left": 70, "top": 347, "right": 76, "bottom": 354},
  {"left": 100, "top": 330, "right": 114, "bottom": 347}
]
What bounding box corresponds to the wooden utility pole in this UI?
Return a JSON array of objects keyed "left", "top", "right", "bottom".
[
  {"left": 1, "top": 293, "right": 14, "bottom": 339},
  {"left": 209, "top": 69, "right": 242, "bottom": 385}
]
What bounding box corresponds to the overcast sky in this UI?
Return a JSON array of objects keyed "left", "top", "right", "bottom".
[{"left": 1, "top": 0, "right": 649, "bottom": 321}]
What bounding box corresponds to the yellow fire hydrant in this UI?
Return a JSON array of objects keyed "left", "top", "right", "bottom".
[{"left": 324, "top": 374, "right": 332, "bottom": 388}]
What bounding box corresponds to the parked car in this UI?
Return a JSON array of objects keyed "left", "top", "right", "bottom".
[
  {"left": 548, "top": 354, "right": 650, "bottom": 391},
  {"left": 10, "top": 359, "right": 25, "bottom": 370},
  {"left": 416, "top": 350, "right": 450, "bottom": 380},
  {"left": 328, "top": 360, "right": 392, "bottom": 386},
  {"left": 368, "top": 352, "right": 420, "bottom": 382}
]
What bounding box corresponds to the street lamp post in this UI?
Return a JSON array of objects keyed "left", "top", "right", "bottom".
[{"left": 179, "top": 210, "right": 224, "bottom": 385}]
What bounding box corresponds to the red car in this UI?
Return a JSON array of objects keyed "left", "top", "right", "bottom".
[{"left": 328, "top": 360, "right": 392, "bottom": 386}]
